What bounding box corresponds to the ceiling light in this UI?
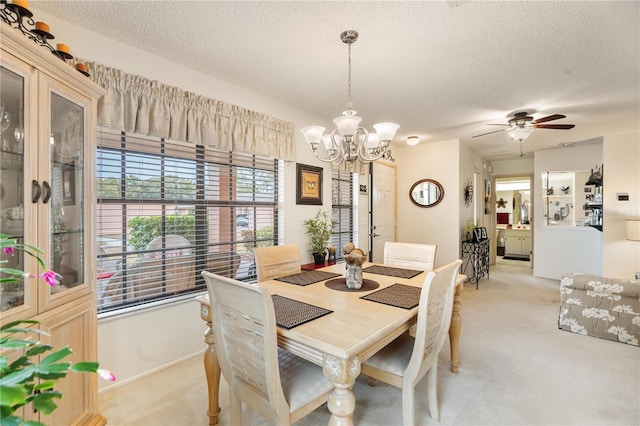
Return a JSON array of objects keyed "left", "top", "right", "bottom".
[
  {"left": 301, "top": 30, "right": 399, "bottom": 167},
  {"left": 507, "top": 126, "right": 534, "bottom": 141},
  {"left": 406, "top": 136, "right": 419, "bottom": 146}
]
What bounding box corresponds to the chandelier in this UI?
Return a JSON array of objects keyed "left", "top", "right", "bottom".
[{"left": 300, "top": 30, "right": 399, "bottom": 166}]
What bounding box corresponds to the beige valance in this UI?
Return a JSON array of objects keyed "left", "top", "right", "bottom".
[{"left": 79, "top": 60, "right": 295, "bottom": 161}]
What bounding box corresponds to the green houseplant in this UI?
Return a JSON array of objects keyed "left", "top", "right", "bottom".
[
  {"left": 303, "top": 210, "right": 337, "bottom": 265},
  {"left": 0, "top": 234, "right": 114, "bottom": 425}
]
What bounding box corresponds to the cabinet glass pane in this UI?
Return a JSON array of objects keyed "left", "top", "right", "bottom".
[
  {"left": 50, "top": 93, "right": 84, "bottom": 292},
  {"left": 0, "top": 66, "right": 26, "bottom": 311}
]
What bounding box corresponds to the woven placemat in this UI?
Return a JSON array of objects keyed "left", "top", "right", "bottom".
[
  {"left": 360, "top": 283, "right": 421, "bottom": 309},
  {"left": 271, "top": 295, "right": 333, "bottom": 329},
  {"left": 362, "top": 265, "right": 423, "bottom": 279},
  {"left": 274, "top": 270, "right": 341, "bottom": 286},
  {"left": 324, "top": 277, "right": 380, "bottom": 292}
]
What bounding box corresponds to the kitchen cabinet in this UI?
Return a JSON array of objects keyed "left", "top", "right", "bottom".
[
  {"left": 504, "top": 229, "right": 531, "bottom": 259},
  {"left": 1, "top": 24, "right": 104, "bottom": 424}
]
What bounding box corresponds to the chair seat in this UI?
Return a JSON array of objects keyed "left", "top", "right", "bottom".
[
  {"left": 278, "top": 349, "right": 333, "bottom": 412},
  {"left": 364, "top": 333, "right": 415, "bottom": 376}
]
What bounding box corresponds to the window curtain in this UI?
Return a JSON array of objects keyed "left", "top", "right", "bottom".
[{"left": 78, "top": 60, "right": 295, "bottom": 161}]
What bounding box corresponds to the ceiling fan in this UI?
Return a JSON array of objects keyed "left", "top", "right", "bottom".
[{"left": 472, "top": 111, "right": 575, "bottom": 139}]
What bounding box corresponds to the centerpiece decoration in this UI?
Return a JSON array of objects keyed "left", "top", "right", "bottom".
[
  {"left": 303, "top": 209, "right": 337, "bottom": 265},
  {"left": 343, "top": 242, "right": 366, "bottom": 289}
]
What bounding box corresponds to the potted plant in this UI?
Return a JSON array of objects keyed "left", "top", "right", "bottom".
[{"left": 303, "top": 210, "right": 337, "bottom": 265}]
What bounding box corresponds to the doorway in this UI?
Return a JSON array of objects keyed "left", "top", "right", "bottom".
[
  {"left": 370, "top": 162, "right": 396, "bottom": 263},
  {"left": 492, "top": 175, "right": 533, "bottom": 268}
]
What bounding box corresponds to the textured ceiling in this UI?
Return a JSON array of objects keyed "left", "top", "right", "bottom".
[{"left": 31, "top": 1, "right": 640, "bottom": 160}]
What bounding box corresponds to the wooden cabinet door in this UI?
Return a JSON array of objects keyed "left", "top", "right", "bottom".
[{"left": 36, "top": 298, "right": 100, "bottom": 425}]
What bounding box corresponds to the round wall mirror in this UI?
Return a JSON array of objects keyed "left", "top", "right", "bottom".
[{"left": 409, "top": 179, "right": 444, "bottom": 208}]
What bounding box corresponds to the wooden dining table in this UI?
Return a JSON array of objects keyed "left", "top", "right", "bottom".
[{"left": 196, "top": 262, "right": 466, "bottom": 425}]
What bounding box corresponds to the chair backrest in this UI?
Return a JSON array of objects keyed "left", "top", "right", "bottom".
[
  {"left": 406, "top": 259, "right": 462, "bottom": 381},
  {"left": 384, "top": 241, "right": 437, "bottom": 271},
  {"left": 253, "top": 244, "right": 301, "bottom": 282},
  {"left": 201, "top": 271, "right": 288, "bottom": 421},
  {"left": 145, "top": 234, "right": 193, "bottom": 258}
]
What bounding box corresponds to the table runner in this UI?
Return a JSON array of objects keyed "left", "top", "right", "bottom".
[
  {"left": 271, "top": 295, "right": 333, "bottom": 329},
  {"left": 362, "top": 265, "right": 423, "bottom": 279},
  {"left": 360, "top": 283, "right": 422, "bottom": 309},
  {"left": 274, "top": 270, "right": 341, "bottom": 286}
]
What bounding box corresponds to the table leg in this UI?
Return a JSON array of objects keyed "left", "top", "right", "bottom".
[
  {"left": 324, "top": 355, "right": 360, "bottom": 426},
  {"left": 201, "top": 306, "right": 221, "bottom": 425},
  {"left": 449, "top": 284, "right": 462, "bottom": 373}
]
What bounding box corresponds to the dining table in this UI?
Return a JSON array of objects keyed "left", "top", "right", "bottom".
[{"left": 196, "top": 262, "right": 466, "bottom": 425}]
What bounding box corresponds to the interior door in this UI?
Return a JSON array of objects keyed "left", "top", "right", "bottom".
[{"left": 371, "top": 163, "right": 396, "bottom": 263}]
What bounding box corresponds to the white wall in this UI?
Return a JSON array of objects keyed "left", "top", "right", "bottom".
[
  {"left": 533, "top": 142, "right": 603, "bottom": 279},
  {"left": 394, "top": 140, "right": 462, "bottom": 266},
  {"left": 603, "top": 130, "right": 640, "bottom": 279},
  {"left": 31, "top": 10, "right": 345, "bottom": 391}
]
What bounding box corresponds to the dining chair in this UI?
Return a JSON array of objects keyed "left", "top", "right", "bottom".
[
  {"left": 361, "top": 259, "right": 463, "bottom": 424},
  {"left": 201, "top": 271, "right": 333, "bottom": 425},
  {"left": 253, "top": 243, "right": 301, "bottom": 282},
  {"left": 384, "top": 241, "right": 438, "bottom": 271}
]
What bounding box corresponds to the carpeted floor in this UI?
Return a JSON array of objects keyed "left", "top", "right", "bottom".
[{"left": 100, "top": 262, "right": 640, "bottom": 425}]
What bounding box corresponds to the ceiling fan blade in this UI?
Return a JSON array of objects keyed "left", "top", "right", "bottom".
[
  {"left": 472, "top": 128, "right": 508, "bottom": 138},
  {"left": 534, "top": 124, "right": 575, "bottom": 130},
  {"left": 485, "top": 124, "right": 510, "bottom": 127},
  {"left": 533, "top": 114, "right": 566, "bottom": 124}
]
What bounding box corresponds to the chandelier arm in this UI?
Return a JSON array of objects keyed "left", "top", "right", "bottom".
[{"left": 357, "top": 141, "right": 386, "bottom": 163}]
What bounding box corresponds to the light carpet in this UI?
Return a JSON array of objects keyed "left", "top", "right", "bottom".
[{"left": 100, "top": 263, "right": 639, "bottom": 425}]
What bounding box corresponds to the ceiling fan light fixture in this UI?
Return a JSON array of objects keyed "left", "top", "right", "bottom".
[
  {"left": 507, "top": 126, "right": 534, "bottom": 141},
  {"left": 406, "top": 135, "right": 420, "bottom": 146}
]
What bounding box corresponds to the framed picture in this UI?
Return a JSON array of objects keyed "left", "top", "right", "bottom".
[
  {"left": 296, "top": 163, "right": 323, "bottom": 205},
  {"left": 62, "top": 161, "right": 75, "bottom": 205},
  {"left": 472, "top": 227, "right": 488, "bottom": 242},
  {"left": 359, "top": 184, "right": 368, "bottom": 195}
]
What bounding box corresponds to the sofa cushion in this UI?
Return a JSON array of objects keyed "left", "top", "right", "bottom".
[{"left": 559, "top": 273, "right": 640, "bottom": 346}]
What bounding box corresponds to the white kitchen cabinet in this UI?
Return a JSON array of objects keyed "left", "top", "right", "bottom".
[{"left": 504, "top": 229, "right": 531, "bottom": 259}]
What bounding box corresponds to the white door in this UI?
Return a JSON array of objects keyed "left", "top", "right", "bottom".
[{"left": 371, "top": 163, "right": 396, "bottom": 263}]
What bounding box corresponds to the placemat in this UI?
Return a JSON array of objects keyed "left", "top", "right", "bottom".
[
  {"left": 360, "top": 283, "right": 422, "bottom": 309},
  {"left": 362, "top": 265, "right": 423, "bottom": 279},
  {"left": 274, "top": 270, "right": 341, "bottom": 286},
  {"left": 325, "top": 278, "right": 380, "bottom": 292},
  {"left": 271, "top": 295, "right": 333, "bottom": 329}
]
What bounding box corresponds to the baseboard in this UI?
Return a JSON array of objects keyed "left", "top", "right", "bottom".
[{"left": 97, "top": 350, "right": 203, "bottom": 393}]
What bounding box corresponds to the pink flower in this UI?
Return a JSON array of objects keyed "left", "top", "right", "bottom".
[
  {"left": 97, "top": 368, "right": 116, "bottom": 381},
  {"left": 39, "top": 270, "right": 59, "bottom": 287},
  {"left": 3, "top": 246, "right": 14, "bottom": 255}
]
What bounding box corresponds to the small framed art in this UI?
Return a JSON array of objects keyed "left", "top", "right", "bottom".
[
  {"left": 296, "top": 163, "right": 323, "bottom": 205},
  {"left": 472, "top": 227, "right": 488, "bottom": 242}
]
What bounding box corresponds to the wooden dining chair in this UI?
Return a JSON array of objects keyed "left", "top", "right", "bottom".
[
  {"left": 201, "top": 271, "right": 333, "bottom": 425},
  {"left": 253, "top": 243, "right": 301, "bottom": 282},
  {"left": 361, "top": 259, "right": 462, "bottom": 425},
  {"left": 384, "top": 241, "right": 438, "bottom": 271}
]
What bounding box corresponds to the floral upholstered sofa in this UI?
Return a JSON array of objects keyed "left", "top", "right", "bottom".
[{"left": 559, "top": 273, "right": 640, "bottom": 346}]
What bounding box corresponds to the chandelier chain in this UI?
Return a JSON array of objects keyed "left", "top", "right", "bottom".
[{"left": 347, "top": 41, "right": 352, "bottom": 111}]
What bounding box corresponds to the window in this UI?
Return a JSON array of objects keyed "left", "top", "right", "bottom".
[
  {"left": 96, "top": 129, "right": 279, "bottom": 314},
  {"left": 331, "top": 169, "right": 354, "bottom": 260}
]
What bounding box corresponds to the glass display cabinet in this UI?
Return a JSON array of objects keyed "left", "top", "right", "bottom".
[{"left": 1, "top": 24, "right": 104, "bottom": 425}]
